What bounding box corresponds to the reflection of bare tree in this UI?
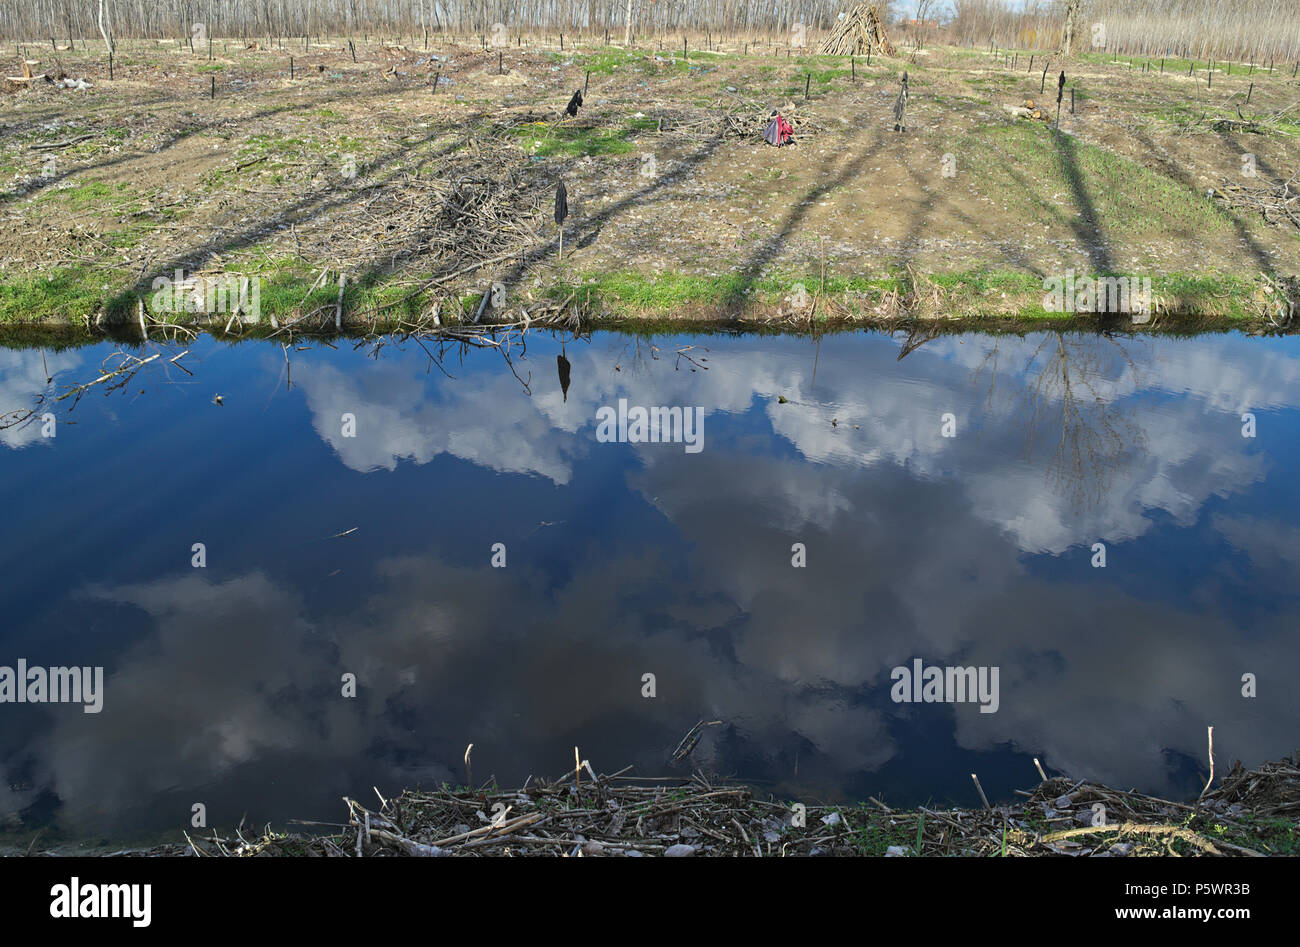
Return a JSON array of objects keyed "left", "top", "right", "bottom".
[
  {"left": 611, "top": 336, "right": 661, "bottom": 377},
  {"left": 975, "top": 332, "right": 1149, "bottom": 512},
  {"left": 4, "top": 324, "right": 556, "bottom": 437}
]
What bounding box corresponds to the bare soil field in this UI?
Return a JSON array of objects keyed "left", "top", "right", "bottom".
[{"left": 1, "top": 34, "right": 1297, "bottom": 331}]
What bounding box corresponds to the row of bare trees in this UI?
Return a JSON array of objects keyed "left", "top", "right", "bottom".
[
  {"left": 0, "top": 1, "right": 882, "bottom": 45},
  {"left": 950, "top": 0, "right": 1300, "bottom": 65},
  {"left": 2, "top": 1, "right": 1294, "bottom": 63}
]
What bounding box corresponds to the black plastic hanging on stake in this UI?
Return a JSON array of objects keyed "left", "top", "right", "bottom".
[
  {"left": 555, "top": 180, "right": 568, "bottom": 261},
  {"left": 1055, "top": 70, "right": 1065, "bottom": 128},
  {"left": 557, "top": 350, "right": 571, "bottom": 402}
]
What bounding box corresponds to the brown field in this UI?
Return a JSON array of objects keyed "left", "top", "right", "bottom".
[{"left": 1, "top": 34, "right": 1297, "bottom": 328}]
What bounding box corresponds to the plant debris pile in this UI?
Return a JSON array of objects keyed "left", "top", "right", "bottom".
[{"left": 85, "top": 753, "right": 1300, "bottom": 857}]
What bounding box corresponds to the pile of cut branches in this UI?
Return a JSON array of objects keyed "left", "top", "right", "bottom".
[
  {"left": 123, "top": 751, "right": 1300, "bottom": 857},
  {"left": 1214, "top": 171, "right": 1300, "bottom": 230}
]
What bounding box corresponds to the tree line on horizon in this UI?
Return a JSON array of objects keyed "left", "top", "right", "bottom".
[{"left": 0, "top": 1, "right": 1293, "bottom": 65}]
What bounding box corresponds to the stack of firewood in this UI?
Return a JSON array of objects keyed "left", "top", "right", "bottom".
[{"left": 819, "top": 3, "right": 896, "bottom": 57}]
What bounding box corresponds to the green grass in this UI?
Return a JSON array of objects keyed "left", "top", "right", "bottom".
[
  {"left": 1076, "top": 50, "right": 1210, "bottom": 75},
  {"left": 846, "top": 807, "right": 917, "bottom": 856},
  {"left": 240, "top": 133, "right": 311, "bottom": 157},
  {"left": 0, "top": 259, "right": 1272, "bottom": 327},
  {"left": 549, "top": 47, "right": 687, "bottom": 77},
  {"left": 955, "top": 122, "right": 1232, "bottom": 238},
  {"left": 1208, "top": 816, "right": 1300, "bottom": 855},
  {"left": 0, "top": 269, "right": 135, "bottom": 322},
  {"left": 507, "top": 123, "right": 636, "bottom": 157},
  {"left": 28, "top": 179, "right": 134, "bottom": 211},
  {"left": 545, "top": 265, "right": 1264, "bottom": 324},
  {"left": 781, "top": 65, "right": 852, "bottom": 97}
]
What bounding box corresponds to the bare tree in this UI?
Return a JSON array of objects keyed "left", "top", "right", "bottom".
[
  {"left": 96, "top": 0, "right": 114, "bottom": 53},
  {"left": 1058, "top": 0, "right": 1082, "bottom": 55}
]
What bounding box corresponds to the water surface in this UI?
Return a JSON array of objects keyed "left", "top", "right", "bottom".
[{"left": 1, "top": 328, "right": 1297, "bottom": 841}]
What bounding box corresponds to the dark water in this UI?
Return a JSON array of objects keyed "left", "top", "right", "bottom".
[{"left": 1, "top": 328, "right": 1297, "bottom": 842}]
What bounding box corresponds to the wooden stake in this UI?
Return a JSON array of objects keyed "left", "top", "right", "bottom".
[
  {"left": 335, "top": 274, "right": 346, "bottom": 330},
  {"left": 1198, "top": 726, "right": 1216, "bottom": 800}
]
